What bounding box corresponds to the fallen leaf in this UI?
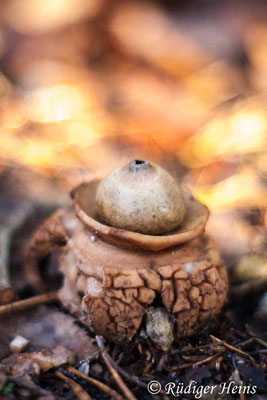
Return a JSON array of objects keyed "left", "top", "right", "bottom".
[
  {"left": 238, "top": 364, "right": 265, "bottom": 389},
  {"left": 185, "top": 366, "right": 212, "bottom": 383},
  {"left": 0, "top": 346, "right": 75, "bottom": 377},
  {"left": 0, "top": 305, "right": 99, "bottom": 361},
  {"left": 0, "top": 347, "right": 70, "bottom": 399}
]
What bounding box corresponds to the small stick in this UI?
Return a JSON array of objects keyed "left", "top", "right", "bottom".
[
  {"left": 55, "top": 370, "right": 91, "bottom": 400},
  {"left": 116, "top": 352, "right": 125, "bottom": 365},
  {"left": 170, "top": 351, "right": 224, "bottom": 371},
  {"left": 143, "top": 361, "right": 154, "bottom": 375},
  {"left": 182, "top": 354, "right": 204, "bottom": 361},
  {"left": 156, "top": 352, "right": 167, "bottom": 372},
  {"left": 239, "top": 390, "right": 246, "bottom": 400},
  {"left": 66, "top": 366, "right": 124, "bottom": 400},
  {"left": 210, "top": 335, "right": 257, "bottom": 365},
  {"left": 171, "top": 342, "right": 219, "bottom": 355},
  {"left": 96, "top": 336, "right": 137, "bottom": 400},
  {"left": 234, "top": 338, "right": 254, "bottom": 348},
  {"left": 234, "top": 337, "right": 266, "bottom": 348},
  {"left": 255, "top": 337, "right": 267, "bottom": 348},
  {"left": 241, "top": 334, "right": 267, "bottom": 349},
  {"left": 108, "top": 357, "right": 148, "bottom": 390},
  {"left": 216, "top": 355, "right": 223, "bottom": 371},
  {"left": 252, "top": 349, "right": 267, "bottom": 354},
  {"left": 145, "top": 349, "right": 152, "bottom": 361},
  {"left": 0, "top": 290, "right": 59, "bottom": 315},
  {"left": 137, "top": 343, "right": 143, "bottom": 355}
]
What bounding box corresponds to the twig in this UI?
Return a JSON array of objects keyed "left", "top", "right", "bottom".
[
  {"left": 96, "top": 336, "right": 137, "bottom": 400},
  {"left": 116, "top": 352, "right": 125, "bottom": 365},
  {"left": 234, "top": 338, "right": 254, "bottom": 348},
  {"left": 210, "top": 335, "right": 257, "bottom": 366},
  {"left": 216, "top": 355, "right": 223, "bottom": 371},
  {"left": 66, "top": 366, "right": 124, "bottom": 400},
  {"left": 137, "top": 343, "right": 143, "bottom": 355},
  {"left": 255, "top": 337, "right": 267, "bottom": 348},
  {"left": 55, "top": 370, "right": 91, "bottom": 400},
  {"left": 170, "top": 351, "right": 224, "bottom": 371},
  {"left": 182, "top": 354, "right": 204, "bottom": 361},
  {"left": 0, "top": 290, "right": 59, "bottom": 315},
  {"left": 145, "top": 349, "right": 152, "bottom": 361},
  {"left": 143, "top": 361, "right": 154, "bottom": 375},
  {"left": 156, "top": 352, "right": 167, "bottom": 372},
  {"left": 252, "top": 349, "right": 267, "bottom": 354},
  {"left": 108, "top": 357, "right": 148, "bottom": 390},
  {"left": 239, "top": 389, "right": 246, "bottom": 400},
  {"left": 193, "top": 352, "right": 224, "bottom": 367},
  {"left": 171, "top": 342, "right": 218, "bottom": 355},
  {"left": 235, "top": 336, "right": 267, "bottom": 349}
]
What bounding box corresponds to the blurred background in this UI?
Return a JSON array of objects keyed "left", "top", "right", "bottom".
[{"left": 0, "top": 0, "right": 266, "bottom": 301}]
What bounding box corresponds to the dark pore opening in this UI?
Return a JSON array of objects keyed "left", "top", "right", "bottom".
[
  {"left": 128, "top": 159, "right": 152, "bottom": 172},
  {"left": 135, "top": 160, "right": 145, "bottom": 165}
]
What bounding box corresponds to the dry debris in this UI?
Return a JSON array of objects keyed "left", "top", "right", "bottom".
[
  {"left": 9, "top": 335, "right": 30, "bottom": 354},
  {"left": 0, "top": 346, "right": 75, "bottom": 378},
  {"left": 0, "top": 346, "right": 75, "bottom": 399},
  {"left": 0, "top": 306, "right": 99, "bottom": 361}
]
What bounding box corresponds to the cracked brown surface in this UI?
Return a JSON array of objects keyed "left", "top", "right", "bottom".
[
  {"left": 25, "top": 209, "right": 228, "bottom": 343},
  {"left": 54, "top": 210, "right": 228, "bottom": 343}
]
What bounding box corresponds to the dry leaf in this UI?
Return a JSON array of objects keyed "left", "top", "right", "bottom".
[{"left": 0, "top": 305, "right": 99, "bottom": 361}]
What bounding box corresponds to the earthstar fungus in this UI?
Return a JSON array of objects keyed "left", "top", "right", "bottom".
[{"left": 25, "top": 160, "right": 228, "bottom": 344}]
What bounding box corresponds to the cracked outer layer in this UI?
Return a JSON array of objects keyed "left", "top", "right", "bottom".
[{"left": 44, "top": 209, "right": 229, "bottom": 343}]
